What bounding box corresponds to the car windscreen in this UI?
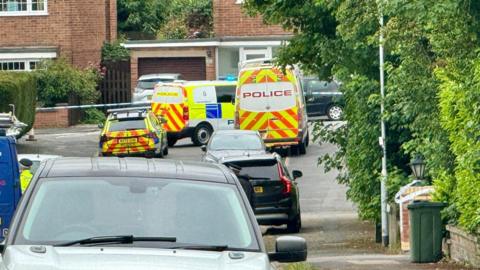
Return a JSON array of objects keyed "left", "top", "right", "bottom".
[
  {"left": 14, "top": 177, "right": 258, "bottom": 250},
  {"left": 137, "top": 79, "right": 175, "bottom": 90},
  {"left": 108, "top": 119, "right": 146, "bottom": 132},
  {"left": 228, "top": 159, "right": 279, "bottom": 180},
  {"left": 209, "top": 134, "right": 263, "bottom": 151}
]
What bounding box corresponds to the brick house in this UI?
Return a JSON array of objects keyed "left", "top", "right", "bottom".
[
  {"left": 123, "top": 0, "right": 291, "bottom": 90},
  {"left": 0, "top": 0, "right": 117, "bottom": 71}
]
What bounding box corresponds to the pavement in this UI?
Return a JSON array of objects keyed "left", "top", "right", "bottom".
[{"left": 16, "top": 124, "right": 472, "bottom": 270}]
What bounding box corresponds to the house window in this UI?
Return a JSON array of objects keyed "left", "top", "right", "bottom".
[
  {"left": 0, "top": 0, "right": 47, "bottom": 15},
  {"left": 235, "top": 0, "right": 244, "bottom": 4},
  {"left": 0, "top": 60, "right": 40, "bottom": 71}
]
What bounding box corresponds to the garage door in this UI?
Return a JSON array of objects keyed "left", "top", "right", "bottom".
[{"left": 138, "top": 57, "right": 206, "bottom": 81}]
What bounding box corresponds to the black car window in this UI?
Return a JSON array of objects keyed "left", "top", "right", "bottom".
[
  {"left": 304, "top": 80, "right": 339, "bottom": 95},
  {"left": 108, "top": 119, "right": 146, "bottom": 132},
  {"left": 215, "top": 85, "right": 236, "bottom": 103},
  {"left": 229, "top": 159, "right": 279, "bottom": 180}
]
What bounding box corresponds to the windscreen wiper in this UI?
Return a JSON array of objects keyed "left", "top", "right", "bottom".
[{"left": 55, "top": 235, "right": 177, "bottom": 247}]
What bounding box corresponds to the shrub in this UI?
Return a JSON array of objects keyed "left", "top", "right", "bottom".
[
  {"left": 0, "top": 72, "right": 37, "bottom": 135},
  {"left": 102, "top": 41, "right": 130, "bottom": 62},
  {"left": 81, "top": 108, "right": 106, "bottom": 125},
  {"left": 436, "top": 59, "right": 480, "bottom": 233},
  {"left": 35, "top": 59, "right": 101, "bottom": 107}
]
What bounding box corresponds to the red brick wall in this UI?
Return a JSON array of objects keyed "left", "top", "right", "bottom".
[
  {"left": 34, "top": 108, "right": 69, "bottom": 129},
  {"left": 213, "top": 0, "right": 288, "bottom": 37},
  {"left": 0, "top": 0, "right": 117, "bottom": 68}
]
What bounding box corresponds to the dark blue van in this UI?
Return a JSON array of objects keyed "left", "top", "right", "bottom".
[{"left": 0, "top": 136, "right": 22, "bottom": 240}]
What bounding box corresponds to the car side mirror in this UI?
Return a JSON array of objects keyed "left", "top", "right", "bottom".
[
  {"left": 201, "top": 145, "right": 207, "bottom": 152},
  {"left": 98, "top": 123, "right": 104, "bottom": 129},
  {"left": 269, "top": 236, "right": 307, "bottom": 263},
  {"left": 292, "top": 170, "right": 303, "bottom": 180},
  {"left": 159, "top": 117, "right": 167, "bottom": 124}
]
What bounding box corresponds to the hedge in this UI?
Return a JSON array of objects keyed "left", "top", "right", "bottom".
[
  {"left": 0, "top": 72, "right": 37, "bottom": 136},
  {"left": 437, "top": 59, "right": 480, "bottom": 233}
]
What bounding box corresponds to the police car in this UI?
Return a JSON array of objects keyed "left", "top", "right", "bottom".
[
  {"left": 151, "top": 81, "right": 237, "bottom": 146},
  {"left": 99, "top": 107, "right": 168, "bottom": 158}
]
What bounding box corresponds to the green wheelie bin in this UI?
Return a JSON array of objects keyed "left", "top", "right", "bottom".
[{"left": 408, "top": 201, "right": 445, "bottom": 263}]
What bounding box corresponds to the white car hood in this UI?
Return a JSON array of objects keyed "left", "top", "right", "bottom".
[{"left": 2, "top": 246, "right": 271, "bottom": 270}]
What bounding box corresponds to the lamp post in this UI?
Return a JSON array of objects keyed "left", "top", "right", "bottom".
[
  {"left": 410, "top": 156, "right": 426, "bottom": 181},
  {"left": 378, "top": 1, "right": 389, "bottom": 247}
]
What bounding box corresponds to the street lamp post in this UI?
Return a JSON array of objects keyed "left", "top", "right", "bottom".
[{"left": 378, "top": 2, "right": 389, "bottom": 247}]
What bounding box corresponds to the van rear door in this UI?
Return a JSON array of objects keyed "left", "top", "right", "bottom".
[
  {"left": 152, "top": 85, "right": 186, "bottom": 132},
  {"left": 238, "top": 78, "right": 298, "bottom": 141}
]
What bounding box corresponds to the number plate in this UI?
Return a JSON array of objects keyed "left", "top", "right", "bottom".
[
  {"left": 147, "top": 95, "right": 153, "bottom": 100},
  {"left": 254, "top": 186, "right": 264, "bottom": 193},
  {"left": 118, "top": 138, "right": 137, "bottom": 144}
]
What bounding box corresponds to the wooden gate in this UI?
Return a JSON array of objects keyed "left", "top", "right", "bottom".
[{"left": 100, "top": 60, "right": 131, "bottom": 104}]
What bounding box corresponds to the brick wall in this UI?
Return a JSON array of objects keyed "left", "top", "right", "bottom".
[
  {"left": 34, "top": 108, "right": 69, "bottom": 129},
  {"left": 445, "top": 225, "right": 480, "bottom": 267},
  {"left": 213, "top": 0, "right": 289, "bottom": 37},
  {"left": 0, "top": 0, "right": 116, "bottom": 68}
]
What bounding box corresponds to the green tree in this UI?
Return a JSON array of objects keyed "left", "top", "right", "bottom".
[{"left": 118, "top": 0, "right": 169, "bottom": 39}]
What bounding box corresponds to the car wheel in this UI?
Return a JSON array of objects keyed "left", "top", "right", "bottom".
[
  {"left": 305, "top": 132, "right": 310, "bottom": 147},
  {"left": 156, "top": 146, "right": 164, "bottom": 158},
  {"left": 192, "top": 124, "right": 213, "bottom": 146},
  {"left": 327, "top": 104, "right": 343, "bottom": 121},
  {"left": 287, "top": 214, "right": 302, "bottom": 233}
]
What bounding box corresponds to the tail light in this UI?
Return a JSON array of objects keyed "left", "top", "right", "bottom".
[
  {"left": 278, "top": 164, "right": 292, "bottom": 194},
  {"left": 183, "top": 105, "right": 189, "bottom": 122}
]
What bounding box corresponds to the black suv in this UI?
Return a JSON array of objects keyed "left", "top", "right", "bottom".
[
  {"left": 302, "top": 77, "right": 344, "bottom": 120},
  {"left": 221, "top": 154, "right": 303, "bottom": 233}
]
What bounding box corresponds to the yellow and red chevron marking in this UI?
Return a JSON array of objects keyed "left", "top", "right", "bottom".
[
  {"left": 239, "top": 110, "right": 269, "bottom": 131},
  {"left": 102, "top": 129, "right": 154, "bottom": 154},
  {"left": 151, "top": 103, "right": 186, "bottom": 132},
  {"left": 239, "top": 68, "right": 294, "bottom": 85},
  {"left": 162, "top": 103, "right": 186, "bottom": 132}
]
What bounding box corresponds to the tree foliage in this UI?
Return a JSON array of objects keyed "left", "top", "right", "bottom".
[
  {"left": 118, "top": 0, "right": 170, "bottom": 39},
  {"left": 245, "top": 0, "right": 480, "bottom": 232},
  {"left": 35, "top": 59, "right": 101, "bottom": 107}
]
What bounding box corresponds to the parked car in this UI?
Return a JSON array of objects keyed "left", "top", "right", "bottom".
[
  {"left": 17, "top": 154, "right": 62, "bottom": 174},
  {"left": 201, "top": 130, "right": 266, "bottom": 163},
  {"left": 151, "top": 80, "right": 237, "bottom": 146},
  {"left": 221, "top": 153, "right": 303, "bottom": 233},
  {"left": 132, "top": 73, "right": 184, "bottom": 103},
  {"left": 0, "top": 157, "right": 307, "bottom": 269},
  {"left": 236, "top": 59, "right": 309, "bottom": 155},
  {"left": 99, "top": 107, "right": 168, "bottom": 158},
  {"left": 302, "top": 77, "right": 344, "bottom": 120}
]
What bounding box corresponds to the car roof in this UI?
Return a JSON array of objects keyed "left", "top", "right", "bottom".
[
  {"left": 213, "top": 130, "right": 259, "bottom": 136},
  {"left": 162, "top": 80, "right": 237, "bottom": 87},
  {"left": 17, "top": 154, "right": 62, "bottom": 162},
  {"left": 220, "top": 153, "right": 278, "bottom": 163},
  {"left": 39, "top": 157, "right": 234, "bottom": 183},
  {"left": 138, "top": 74, "right": 181, "bottom": 80}
]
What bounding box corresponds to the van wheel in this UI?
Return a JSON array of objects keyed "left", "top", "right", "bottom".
[
  {"left": 167, "top": 137, "right": 177, "bottom": 147},
  {"left": 299, "top": 141, "right": 307, "bottom": 155},
  {"left": 290, "top": 145, "right": 300, "bottom": 156},
  {"left": 163, "top": 145, "right": 169, "bottom": 156},
  {"left": 287, "top": 214, "right": 302, "bottom": 233},
  {"left": 192, "top": 124, "right": 213, "bottom": 146},
  {"left": 156, "top": 147, "right": 164, "bottom": 158}
]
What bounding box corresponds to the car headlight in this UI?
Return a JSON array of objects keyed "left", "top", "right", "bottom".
[{"left": 134, "top": 88, "right": 144, "bottom": 94}]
